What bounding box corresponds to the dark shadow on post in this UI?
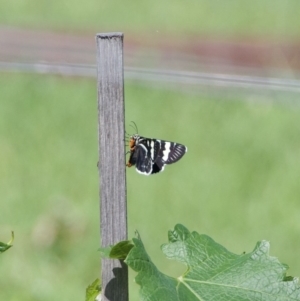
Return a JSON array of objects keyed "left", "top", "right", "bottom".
[{"left": 104, "top": 261, "right": 129, "bottom": 301}]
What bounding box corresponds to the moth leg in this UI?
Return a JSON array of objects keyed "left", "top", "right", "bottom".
[{"left": 126, "top": 162, "right": 133, "bottom": 167}]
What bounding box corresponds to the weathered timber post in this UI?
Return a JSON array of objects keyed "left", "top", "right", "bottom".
[{"left": 96, "top": 33, "right": 128, "bottom": 301}]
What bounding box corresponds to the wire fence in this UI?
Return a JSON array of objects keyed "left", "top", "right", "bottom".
[{"left": 1, "top": 61, "right": 300, "bottom": 95}]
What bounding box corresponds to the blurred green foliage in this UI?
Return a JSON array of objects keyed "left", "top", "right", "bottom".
[
  {"left": 0, "top": 0, "right": 300, "bottom": 37},
  {"left": 1, "top": 73, "right": 300, "bottom": 300},
  {"left": 0, "top": 231, "right": 14, "bottom": 253}
]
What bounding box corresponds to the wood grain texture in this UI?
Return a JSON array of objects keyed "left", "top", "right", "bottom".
[{"left": 96, "top": 32, "right": 128, "bottom": 301}]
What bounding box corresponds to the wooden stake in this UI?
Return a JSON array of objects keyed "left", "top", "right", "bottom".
[{"left": 96, "top": 32, "right": 128, "bottom": 301}]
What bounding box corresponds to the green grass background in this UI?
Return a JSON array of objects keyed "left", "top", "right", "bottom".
[
  {"left": 1, "top": 0, "right": 300, "bottom": 37},
  {"left": 1, "top": 73, "right": 300, "bottom": 300},
  {"left": 1, "top": 1, "right": 300, "bottom": 300}
]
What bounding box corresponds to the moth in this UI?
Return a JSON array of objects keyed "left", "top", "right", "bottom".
[{"left": 126, "top": 122, "right": 187, "bottom": 175}]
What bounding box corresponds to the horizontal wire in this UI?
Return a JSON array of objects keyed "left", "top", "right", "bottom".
[{"left": 1, "top": 61, "right": 300, "bottom": 93}]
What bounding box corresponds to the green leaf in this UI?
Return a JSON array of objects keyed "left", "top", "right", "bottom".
[
  {"left": 98, "top": 246, "right": 112, "bottom": 258},
  {"left": 0, "top": 231, "right": 14, "bottom": 253},
  {"left": 109, "top": 240, "right": 134, "bottom": 259},
  {"left": 124, "top": 224, "right": 300, "bottom": 301},
  {"left": 99, "top": 240, "right": 134, "bottom": 259},
  {"left": 85, "top": 278, "right": 101, "bottom": 301}
]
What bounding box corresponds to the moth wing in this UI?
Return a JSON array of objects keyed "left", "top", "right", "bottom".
[
  {"left": 135, "top": 144, "right": 153, "bottom": 175},
  {"left": 164, "top": 142, "right": 187, "bottom": 164},
  {"left": 155, "top": 141, "right": 187, "bottom": 165}
]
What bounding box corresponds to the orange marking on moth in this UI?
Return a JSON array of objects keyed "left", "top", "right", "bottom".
[
  {"left": 129, "top": 138, "right": 136, "bottom": 149},
  {"left": 126, "top": 137, "right": 136, "bottom": 168}
]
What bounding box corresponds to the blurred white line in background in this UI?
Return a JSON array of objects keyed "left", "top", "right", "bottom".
[{"left": 1, "top": 61, "right": 300, "bottom": 93}]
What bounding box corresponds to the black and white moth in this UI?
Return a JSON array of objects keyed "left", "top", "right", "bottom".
[{"left": 126, "top": 128, "right": 187, "bottom": 175}]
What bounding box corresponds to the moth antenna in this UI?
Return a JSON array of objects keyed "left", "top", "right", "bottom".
[
  {"left": 129, "top": 123, "right": 135, "bottom": 133},
  {"left": 130, "top": 121, "right": 138, "bottom": 134}
]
